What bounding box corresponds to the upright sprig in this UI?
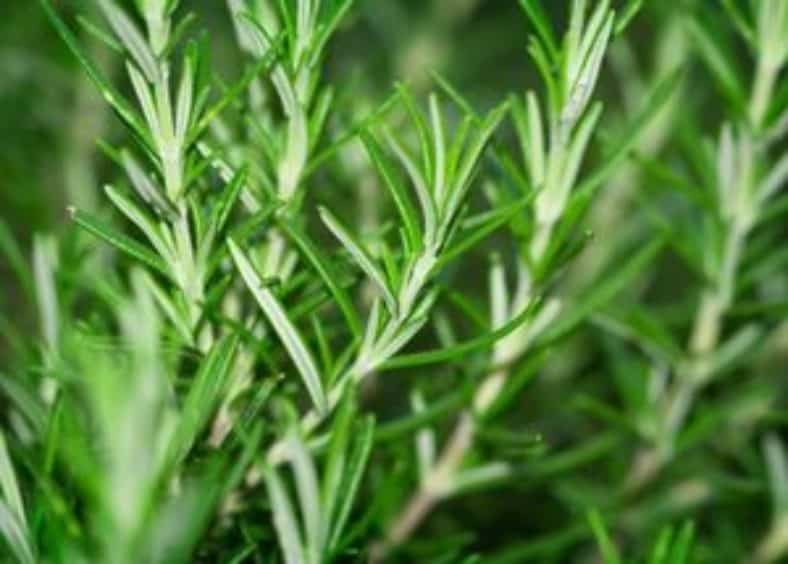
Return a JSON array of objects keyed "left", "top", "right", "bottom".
[
  {"left": 371, "top": 1, "right": 623, "bottom": 558},
  {"left": 230, "top": 90, "right": 508, "bottom": 442},
  {"left": 42, "top": 0, "right": 264, "bottom": 347},
  {"left": 226, "top": 0, "right": 352, "bottom": 210},
  {"left": 517, "top": 0, "right": 615, "bottom": 261},
  {"left": 628, "top": 0, "right": 788, "bottom": 487}
]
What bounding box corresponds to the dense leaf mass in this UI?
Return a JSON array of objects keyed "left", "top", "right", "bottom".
[{"left": 1, "top": 0, "right": 787, "bottom": 562}]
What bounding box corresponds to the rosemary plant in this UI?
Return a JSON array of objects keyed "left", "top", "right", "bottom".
[{"left": 1, "top": 0, "right": 787, "bottom": 562}]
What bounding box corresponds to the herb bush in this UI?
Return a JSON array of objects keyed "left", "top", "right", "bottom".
[{"left": 1, "top": 0, "right": 787, "bottom": 562}]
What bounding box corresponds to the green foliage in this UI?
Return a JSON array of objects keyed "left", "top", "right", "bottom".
[{"left": 1, "top": 0, "right": 787, "bottom": 562}]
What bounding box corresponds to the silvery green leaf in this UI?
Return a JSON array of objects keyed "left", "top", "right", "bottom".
[
  {"left": 562, "top": 12, "right": 613, "bottom": 130},
  {"left": 127, "top": 60, "right": 160, "bottom": 135},
  {"left": 105, "top": 184, "right": 175, "bottom": 262},
  {"left": 98, "top": 0, "right": 160, "bottom": 83},
  {"left": 327, "top": 416, "right": 375, "bottom": 551},
  {"left": 0, "top": 502, "right": 35, "bottom": 564},
  {"left": 318, "top": 207, "right": 398, "bottom": 316},
  {"left": 489, "top": 255, "right": 508, "bottom": 330},
  {"left": 412, "top": 390, "right": 435, "bottom": 484},
  {"left": 441, "top": 101, "right": 508, "bottom": 230},
  {"left": 229, "top": 238, "right": 328, "bottom": 415},
  {"left": 121, "top": 150, "right": 175, "bottom": 216},
  {"left": 287, "top": 431, "right": 324, "bottom": 564},
  {"left": 279, "top": 105, "right": 308, "bottom": 200},
  {"left": 374, "top": 315, "right": 428, "bottom": 364},
  {"left": 526, "top": 91, "right": 545, "bottom": 186},
  {"left": 430, "top": 94, "right": 447, "bottom": 205},
  {"left": 0, "top": 432, "right": 26, "bottom": 532},
  {"left": 175, "top": 49, "right": 195, "bottom": 141},
  {"left": 559, "top": 102, "right": 603, "bottom": 204},
  {"left": 139, "top": 270, "right": 193, "bottom": 344},
  {"left": 759, "top": 152, "right": 788, "bottom": 204},
  {"left": 447, "top": 462, "right": 512, "bottom": 497},
  {"left": 264, "top": 465, "right": 306, "bottom": 564},
  {"left": 763, "top": 434, "right": 788, "bottom": 516},
  {"left": 32, "top": 235, "right": 58, "bottom": 352},
  {"left": 575, "top": 0, "right": 611, "bottom": 80},
  {"left": 564, "top": 0, "right": 588, "bottom": 81},
  {"left": 705, "top": 324, "right": 762, "bottom": 378},
  {"left": 357, "top": 299, "right": 383, "bottom": 368},
  {"left": 384, "top": 128, "right": 437, "bottom": 244}
]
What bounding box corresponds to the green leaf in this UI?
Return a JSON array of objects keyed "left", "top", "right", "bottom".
[
  {"left": 576, "top": 68, "right": 683, "bottom": 201},
  {"left": 328, "top": 415, "right": 375, "bottom": 551},
  {"left": 648, "top": 526, "right": 674, "bottom": 564},
  {"left": 76, "top": 14, "right": 122, "bottom": 52},
  {"left": 360, "top": 130, "right": 422, "bottom": 252},
  {"left": 190, "top": 32, "right": 286, "bottom": 144},
  {"left": 380, "top": 301, "right": 537, "bottom": 370},
  {"left": 70, "top": 208, "right": 169, "bottom": 276},
  {"left": 264, "top": 465, "right": 306, "bottom": 564},
  {"left": 435, "top": 194, "right": 533, "bottom": 268},
  {"left": 614, "top": 0, "right": 644, "bottom": 36},
  {"left": 278, "top": 220, "right": 363, "bottom": 339},
  {"left": 166, "top": 334, "right": 240, "bottom": 469},
  {"left": 39, "top": 0, "right": 152, "bottom": 148},
  {"left": 321, "top": 392, "right": 355, "bottom": 535},
  {"left": 287, "top": 430, "right": 324, "bottom": 563},
  {"left": 375, "top": 380, "right": 473, "bottom": 443},
  {"left": 685, "top": 18, "right": 746, "bottom": 114},
  {"left": 0, "top": 502, "right": 35, "bottom": 564},
  {"left": 519, "top": 0, "right": 559, "bottom": 63},
  {"left": 442, "top": 101, "right": 509, "bottom": 225},
  {"left": 0, "top": 433, "right": 26, "bottom": 536},
  {"left": 228, "top": 238, "right": 328, "bottom": 415},
  {"left": 539, "top": 238, "right": 664, "bottom": 344},
  {"left": 0, "top": 222, "right": 34, "bottom": 305},
  {"left": 318, "top": 206, "right": 398, "bottom": 316},
  {"left": 97, "top": 0, "right": 160, "bottom": 82},
  {"left": 586, "top": 509, "right": 621, "bottom": 564},
  {"left": 212, "top": 165, "right": 248, "bottom": 234},
  {"left": 396, "top": 82, "right": 435, "bottom": 187},
  {"left": 666, "top": 521, "right": 695, "bottom": 564}
]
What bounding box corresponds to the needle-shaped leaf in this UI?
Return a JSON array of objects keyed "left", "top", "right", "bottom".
[
  {"left": 540, "top": 238, "right": 664, "bottom": 344},
  {"left": 0, "top": 502, "right": 35, "bottom": 564},
  {"left": 321, "top": 392, "right": 354, "bottom": 530},
  {"left": 519, "top": 0, "right": 559, "bottom": 62},
  {"left": 577, "top": 68, "right": 683, "bottom": 201},
  {"left": 287, "top": 431, "right": 323, "bottom": 563},
  {"left": 228, "top": 238, "right": 328, "bottom": 415},
  {"left": 318, "top": 207, "right": 397, "bottom": 316},
  {"left": 166, "top": 334, "right": 239, "bottom": 468},
  {"left": 435, "top": 195, "right": 533, "bottom": 269},
  {"left": 70, "top": 208, "right": 169, "bottom": 276},
  {"left": 264, "top": 465, "right": 306, "bottom": 564},
  {"left": 97, "top": 0, "right": 160, "bottom": 83},
  {"left": 39, "top": 0, "right": 152, "bottom": 148},
  {"left": 685, "top": 18, "right": 746, "bottom": 114},
  {"left": 380, "top": 303, "right": 536, "bottom": 370},
  {"left": 328, "top": 415, "right": 375, "bottom": 551},
  {"left": 0, "top": 433, "right": 26, "bottom": 534},
  {"left": 104, "top": 184, "right": 174, "bottom": 261},
  {"left": 360, "top": 130, "right": 422, "bottom": 252},
  {"left": 211, "top": 165, "right": 248, "bottom": 234},
  {"left": 278, "top": 220, "right": 362, "bottom": 339},
  {"left": 586, "top": 509, "right": 621, "bottom": 564},
  {"left": 190, "top": 32, "right": 286, "bottom": 144}
]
